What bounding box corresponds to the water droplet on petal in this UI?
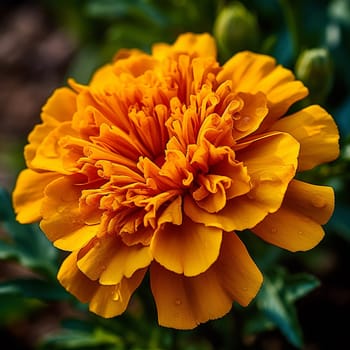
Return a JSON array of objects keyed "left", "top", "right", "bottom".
[
  {"left": 311, "top": 196, "right": 326, "bottom": 208},
  {"left": 271, "top": 227, "right": 278, "bottom": 234},
  {"left": 242, "top": 287, "right": 248, "bottom": 292},
  {"left": 175, "top": 299, "right": 182, "bottom": 306},
  {"left": 235, "top": 116, "right": 251, "bottom": 132},
  {"left": 57, "top": 207, "right": 65, "bottom": 214},
  {"left": 112, "top": 285, "right": 122, "bottom": 301}
]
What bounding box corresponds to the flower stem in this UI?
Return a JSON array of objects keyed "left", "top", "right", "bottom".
[{"left": 279, "top": 0, "right": 300, "bottom": 58}]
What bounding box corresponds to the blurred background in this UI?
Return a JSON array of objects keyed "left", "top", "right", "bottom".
[{"left": 0, "top": 0, "right": 349, "bottom": 349}]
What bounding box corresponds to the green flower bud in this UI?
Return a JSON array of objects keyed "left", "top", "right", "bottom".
[
  {"left": 295, "top": 48, "right": 334, "bottom": 103},
  {"left": 213, "top": 2, "right": 259, "bottom": 61}
]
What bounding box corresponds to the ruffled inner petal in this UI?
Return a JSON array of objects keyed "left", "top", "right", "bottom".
[
  {"left": 186, "top": 132, "right": 300, "bottom": 231},
  {"left": 215, "top": 91, "right": 268, "bottom": 140}
]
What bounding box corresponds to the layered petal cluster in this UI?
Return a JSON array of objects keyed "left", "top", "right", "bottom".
[{"left": 12, "top": 33, "right": 339, "bottom": 329}]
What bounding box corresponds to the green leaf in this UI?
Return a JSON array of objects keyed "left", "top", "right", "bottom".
[
  {"left": 257, "top": 274, "right": 303, "bottom": 348},
  {"left": 0, "top": 240, "right": 22, "bottom": 260},
  {"left": 243, "top": 311, "right": 275, "bottom": 336},
  {"left": 284, "top": 273, "right": 320, "bottom": 302},
  {"left": 0, "top": 294, "right": 42, "bottom": 325},
  {"left": 85, "top": 0, "right": 167, "bottom": 27},
  {"left": 0, "top": 188, "right": 58, "bottom": 277},
  {"left": 256, "top": 268, "right": 320, "bottom": 348},
  {"left": 66, "top": 44, "right": 105, "bottom": 83},
  {"left": 39, "top": 327, "right": 124, "bottom": 350},
  {"left": 0, "top": 187, "right": 16, "bottom": 222},
  {"left": 0, "top": 279, "right": 70, "bottom": 301}
]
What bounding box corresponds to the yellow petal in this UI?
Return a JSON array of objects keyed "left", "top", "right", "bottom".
[
  {"left": 218, "top": 51, "right": 308, "bottom": 125},
  {"left": 58, "top": 251, "right": 97, "bottom": 303},
  {"left": 227, "top": 92, "right": 268, "bottom": 140},
  {"left": 271, "top": 105, "right": 340, "bottom": 171},
  {"left": 77, "top": 235, "right": 152, "bottom": 284},
  {"left": 254, "top": 65, "right": 308, "bottom": 121},
  {"left": 113, "top": 48, "right": 144, "bottom": 62},
  {"left": 210, "top": 156, "right": 251, "bottom": 200},
  {"left": 252, "top": 206, "right": 324, "bottom": 252},
  {"left": 41, "top": 87, "right": 77, "bottom": 122},
  {"left": 284, "top": 179, "right": 335, "bottom": 224},
  {"left": 184, "top": 194, "right": 268, "bottom": 231},
  {"left": 216, "top": 232, "right": 263, "bottom": 307},
  {"left": 192, "top": 152, "right": 251, "bottom": 213},
  {"left": 150, "top": 216, "right": 223, "bottom": 277},
  {"left": 251, "top": 179, "right": 334, "bottom": 252},
  {"left": 89, "top": 268, "right": 146, "bottom": 318},
  {"left": 194, "top": 175, "right": 228, "bottom": 213},
  {"left": 238, "top": 131, "right": 299, "bottom": 213},
  {"left": 58, "top": 252, "right": 147, "bottom": 318},
  {"left": 218, "top": 51, "right": 276, "bottom": 89},
  {"left": 40, "top": 176, "right": 100, "bottom": 250},
  {"left": 152, "top": 33, "right": 216, "bottom": 59},
  {"left": 25, "top": 88, "right": 76, "bottom": 167},
  {"left": 156, "top": 195, "right": 183, "bottom": 226},
  {"left": 150, "top": 232, "right": 262, "bottom": 329},
  {"left": 25, "top": 118, "right": 60, "bottom": 167},
  {"left": 186, "top": 132, "right": 299, "bottom": 231},
  {"left": 29, "top": 122, "right": 77, "bottom": 173},
  {"left": 114, "top": 54, "right": 157, "bottom": 77},
  {"left": 12, "top": 169, "right": 59, "bottom": 223}
]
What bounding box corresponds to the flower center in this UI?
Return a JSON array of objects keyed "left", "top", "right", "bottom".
[{"left": 154, "top": 153, "right": 166, "bottom": 168}]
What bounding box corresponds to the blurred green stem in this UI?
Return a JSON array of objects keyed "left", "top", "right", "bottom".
[{"left": 279, "top": 0, "right": 300, "bottom": 58}]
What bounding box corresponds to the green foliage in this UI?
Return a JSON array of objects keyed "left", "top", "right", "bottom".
[
  {"left": 39, "top": 327, "right": 124, "bottom": 350},
  {"left": 255, "top": 268, "right": 320, "bottom": 348},
  {"left": 0, "top": 188, "right": 58, "bottom": 278},
  {"left": 243, "top": 269, "right": 320, "bottom": 348},
  {"left": 0, "top": 279, "right": 69, "bottom": 301}
]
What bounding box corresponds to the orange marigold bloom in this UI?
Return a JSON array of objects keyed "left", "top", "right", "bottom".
[{"left": 12, "top": 33, "right": 339, "bottom": 329}]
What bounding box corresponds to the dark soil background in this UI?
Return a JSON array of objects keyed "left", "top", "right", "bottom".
[
  {"left": 0, "top": 1, "right": 77, "bottom": 347},
  {"left": 0, "top": 0, "right": 76, "bottom": 191},
  {"left": 0, "top": 1, "right": 349, "bottom": 349}
]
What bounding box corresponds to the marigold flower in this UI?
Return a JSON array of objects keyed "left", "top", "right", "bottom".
[{"left": 12, "top": 33, "right": 339, "bottom": 329}]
